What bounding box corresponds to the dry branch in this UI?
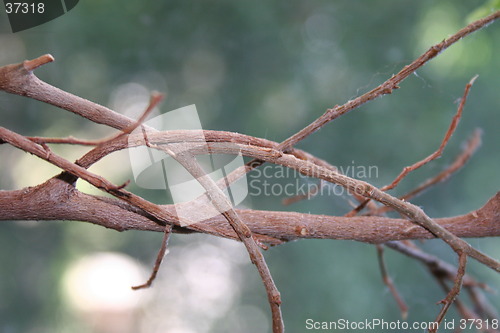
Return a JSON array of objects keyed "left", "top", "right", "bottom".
[
  {"left": 1, "top": 179, "right": 499, "bottom": 244},
  {"left": 347, "top": 76, "right": 478, "bottom": 217},
  {"left": 171, "top": 151, "right": 283, "bottom": 331},
  {"left": 131, "top": 224, "right": 173, "bottom": 290},
  {"left": 373, "top": 129, "right": 483, "bottom": 216},
  {"left": 385, "top": 240, "right": 499, "bottom": 330},
  {"left": 1, "top": 9, "right": 499, "bottom": 333},
  {"left": 277, "top": 11, "right": 500, "bottom": 152}
]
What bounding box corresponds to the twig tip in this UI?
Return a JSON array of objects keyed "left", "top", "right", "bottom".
[
  {"left": 469, "top": 74, "right": 479, "bottom": 85},
  {"left": 23, "top": 54, "right": 55, "bottom": 72},
  {"left": 131, "top": 283, "right": 150, "bottom": 290}
]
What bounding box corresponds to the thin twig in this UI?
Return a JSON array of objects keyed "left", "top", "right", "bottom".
[
  {"left": 277, "top": 13, "right": 498, "bottom": 152},
  {"left": 385, "top": 240, "right": 498, "bottom": 328},
  {"left": 384, "top": 242, "right": 486, "bottom": 289},
  {"left": 99, "top": 92, "right": 164, "bottom": 144},
  {"left": 132, "top": 224, "right": 173, "bottom": 290},
  {"left": 0, "top": 55, "right": 139, "bottom": 131},
  {"left": 384, "top": 75, "right": 477, "bottom": 192},
  {"left": 372, "top": 129, "right": 482, "bottom": 216},
  {"left": 431, "top": 253, "right": 468, "bottom": 333},
  {"left": 347, "top": 75, "right": 477, "bottom": 217},
  {"left": 400, "top": 128, "right": 482, "bottom": 202},
  {"left": 0, "top": 127, "right": 127, "bottom": 192},
  {"left": 168, "top": 150, "right": 284, "bottom": 333}
]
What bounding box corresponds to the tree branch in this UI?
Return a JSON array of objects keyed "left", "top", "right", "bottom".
[
  {"left": 277, "top": 11, "right": 500, "bottom": 152},
  {"left": 1, "top": 9, "right": 499, "bottom": 331},
  {"left": 1, "top": 179, "right": 498, "bottom": 244}
]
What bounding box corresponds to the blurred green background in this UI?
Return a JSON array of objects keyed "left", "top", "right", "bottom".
[{"left": 1, "top": 1, "right": 499, "bottom": 332}]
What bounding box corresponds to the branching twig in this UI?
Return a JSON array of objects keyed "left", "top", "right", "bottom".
[
  {"left": 99, "top": 92, "right": 164, "bottom": 144},
  {"left": 400, "top": 128, "right": 482, "bottom": 202},
  {"left": 0, "top": 10, "right": 499, "bottom": 332},
  {"left": 0, "top": 126, "right": 187, "bottom": 231},
  {"left": 372, "top": 129, "right": 482, "bottom": 216},
  {"left": 175, "top": 11, "right": 500, "bottom": 220},
  {"left": 347, "top": 75, "right": 477, "bottom": 217},
  {"left": 385, "top": 240, "right": 498, "bottom": 330},
  {"left": 384, "top": 75, "right": 477, "bottom": 192}
]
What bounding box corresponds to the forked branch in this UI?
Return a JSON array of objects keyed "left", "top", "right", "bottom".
[{"left": 0, "top": 9, "right": 499, "bottom": 333}]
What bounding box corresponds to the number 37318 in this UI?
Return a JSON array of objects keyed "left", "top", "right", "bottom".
[{"left": 5, "top": 3, "right": 45, "bottom": 14}]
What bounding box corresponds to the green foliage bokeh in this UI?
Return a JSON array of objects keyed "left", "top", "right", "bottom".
[{"left": 0, "top": 1, "right": 499, "bottom": 332}]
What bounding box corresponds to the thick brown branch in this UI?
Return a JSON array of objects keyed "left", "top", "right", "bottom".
[
  {"left": 0, "top": 11, "right": 499, "bottom": 330},
  {"left": 1, "top": 180, "right": 498, "bottom": 244},
  {"left": 3, "top": 123, "right": 499, "bottom": 272}
]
